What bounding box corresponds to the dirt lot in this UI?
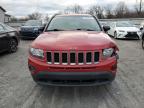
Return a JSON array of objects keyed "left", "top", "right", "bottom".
[{"left": 0, "top": 39, "right": 144, "bottom": 108}]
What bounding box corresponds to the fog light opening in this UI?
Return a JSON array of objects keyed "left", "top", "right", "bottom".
[
  {"left": 29, "top": 64, "right": 36, "bottom": 72},
  {"left": 111, "top": 64, "right": 117, "bottom": 70}
]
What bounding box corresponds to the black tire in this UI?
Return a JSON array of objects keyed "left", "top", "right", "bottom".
[
  {"left": 142, "top": 39, "right": 144, "bottom": 49},
  {"left": 114, "top": 32, "right": 117, "bottom": 39},
  {"left": 8, "top": 39, "right": 18, "bottom": 53}
]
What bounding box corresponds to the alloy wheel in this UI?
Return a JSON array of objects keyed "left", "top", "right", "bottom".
[{"left": 9, "top": 39, "right": 17, "bottom": 53}]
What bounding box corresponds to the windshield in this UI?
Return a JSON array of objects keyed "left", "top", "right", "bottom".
[
  {"left": 47, "top": 16, "right": 101, "bottom": 31},
  {"left": 24, "top": 20, "right": 42, "bottom": 26},
  {"left": 116, "top": 21, "right": 135, "bottom": 27}
]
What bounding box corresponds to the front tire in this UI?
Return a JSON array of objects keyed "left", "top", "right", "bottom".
[
  {"left": 142, "top": 39, "right": 144, "bottom": 49},
  {"left": 8, "top": 39, "right": 18, "bottom": 53}
]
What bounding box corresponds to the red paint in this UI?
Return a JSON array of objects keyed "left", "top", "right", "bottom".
[{"left": 28, "top": 31, "right": 119, "bottom": 75}]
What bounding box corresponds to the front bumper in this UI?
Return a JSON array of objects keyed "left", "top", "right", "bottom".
[
  {"left": 28, "top": 55, "right": 118, "bottom": 86},
  {"left": 117, "top": 31, "right": 141, "bottom": 39},
  {"left": 31, "top": 71, "right": 115, "bottom": 86}
]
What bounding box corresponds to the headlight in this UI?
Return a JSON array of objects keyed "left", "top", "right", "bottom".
[
  {"left": 103, "top": 48, "right": 114, "bottom": 57},
  {"left": 30, "top": 48, "right": 44, "bottom": 59}
]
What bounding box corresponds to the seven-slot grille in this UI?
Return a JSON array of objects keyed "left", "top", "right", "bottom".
[{"left": 47, "top": 51, "right": 99, "bottom": 65}]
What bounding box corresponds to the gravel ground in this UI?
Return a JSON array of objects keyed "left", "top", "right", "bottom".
[{"left": 0, "top": 39, "right": 144, "bottom": 108}]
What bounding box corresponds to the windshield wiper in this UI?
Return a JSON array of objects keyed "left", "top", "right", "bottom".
[
  {"left": 47, "top": 29, "right": 64, "bottom": 31},
  {"left": 75, "top": 28, "right": 96, "bottom": 31}
]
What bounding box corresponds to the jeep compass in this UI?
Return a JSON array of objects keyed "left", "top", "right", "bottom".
[{"left": 28, "top": 14, "right": 119, "bottom": 86}]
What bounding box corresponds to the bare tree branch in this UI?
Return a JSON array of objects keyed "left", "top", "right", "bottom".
[
  {"left": 105, "top": 4, "right": 114, "bottom": 18},
  {"left": 88, "top": 5, "right": 104, "bottom": 18},
  {"left": 135, "top": 0, "right": 143, "bottom": 15},
  {"left": 114, "top": 2, "right": 129, "bottom": 18},
  {"left": 28, "top": 12, "right": 42, "bottom": 20},
  {"left": 64, "top": 4, "right": 83, "bottom": 14}
]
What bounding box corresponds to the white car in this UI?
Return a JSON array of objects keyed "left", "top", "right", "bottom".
[
  {"left": 140, "top": 21, "right": 144, "bottom": 29},
  {"left": 108, "top": 21, "right": 141, "bottom": 39}
]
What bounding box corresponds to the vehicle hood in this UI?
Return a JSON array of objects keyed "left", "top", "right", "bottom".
[
  {"left": 116, "top": 27, "right": 139, "bottom": 32},
  {"left": 31, "top": 31, "right": 118, "bottom": 51}
]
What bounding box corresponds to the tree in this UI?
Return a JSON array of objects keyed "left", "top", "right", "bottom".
[
  {"left": 11, "top": 16, "right": 29, "bottom": 22},
  {"left": 105, "top": 4, "right": 114, "bottom": 18},
  {"left": 114, "top": 2, "right": 129, "bottom": 18},
  {"left": 135, "top": 0, "right": 143, "bottom": 15},
  {"left": 64, "top": 7, "right": 73, "bottom": 14},
  {"left": 44, "top": 14, "right": 49, "bottom": 22},
  {"left": 28, "top": 12, "right": 42, "bottom": 20},
  {"left": 88, "top": 5, "right": 104, "bottom": 19},
  {"left": 11, "top": 16, "right": 18, "bottom": 22},
  {"left": 64, "top": 4, "right": 83, "bottom": 14},
  {"left": 72, "top": 4, "right": 83, "bottom": 14}
]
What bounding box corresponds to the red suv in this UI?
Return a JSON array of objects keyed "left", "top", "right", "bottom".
[{"left": 28, "top": 14, "right": 119, "bottom": 86}]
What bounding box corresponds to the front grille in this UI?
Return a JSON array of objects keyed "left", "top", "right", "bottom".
[
  {"left": 78, "top": 53, "right": 84, "bottom": 64},
  {"left": 47, "top": 52, "right": 52, "bottom": 63},
  {"left": 86, "top": 52, "right": 92, "bottom": 63},
  {"left": 126, "top": 32, "right": 139, "bottom": 38},
  {"left": 54, "top": 53, "right": 60, "bottom": 64},
  {"left": 46, "top": 51, "right": 99, "bottom": 65},
  {"left": 70, "top": 53, "right": 76, "bottom": 64},
  {"left": 62, "top": 53, "right": 67, "bottom": 64},
  {"left": 127, "top": 32, "right": 137, "bottom": 34}
]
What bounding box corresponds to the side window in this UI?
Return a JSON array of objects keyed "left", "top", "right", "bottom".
[{"left": 0, "top": 25, "right": 5, "bottom": 32}]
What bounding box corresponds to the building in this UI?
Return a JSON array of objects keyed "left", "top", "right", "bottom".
[
  {"left": 5, "top": 14, "right": 11, "bottom": 22},
  {"left": 0, "top": 6, "right": 6, "bottom": 22},
  {"left": 0, "top": 6, "right": 11, "bottom": 23}
]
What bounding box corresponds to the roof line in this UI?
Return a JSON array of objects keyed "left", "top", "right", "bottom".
[{"left": 0, "top": 6, "right": 6, "bottom": 12}]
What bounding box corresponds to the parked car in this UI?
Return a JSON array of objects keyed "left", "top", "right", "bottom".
[
  {"left": 0, "top": 22, "right": 20, "bottom": 53},
  {"left": 28, "top": 14, "right": 119, "bottom": 86},
  {"left": 142, "top": 35, "right": 144, "bottom": 49},
  {"left": 20, "top": 20, "right": 45, "bottom": 39},
  {"left": 108, "top": 21, "right": 141, "bottom": 39},
  {"left": 140, "top": 21, "right": 144, "bottom": 30},
  {"left": 141, "top": 28, "right": 144, "bottom": 49}
]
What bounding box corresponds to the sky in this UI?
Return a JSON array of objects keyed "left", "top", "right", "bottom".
[{"left": 0, "top": 0, "right": 137, "bottom": 17}]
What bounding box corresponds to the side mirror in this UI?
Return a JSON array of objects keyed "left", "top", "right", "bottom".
[
  {"left": 140, "top": 27, "right": 143, "bottom": 31},
  {"left": 103, "top": 26, "right": 110, "bottom": 32}
]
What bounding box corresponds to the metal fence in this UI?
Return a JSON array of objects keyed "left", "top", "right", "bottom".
[
  {"left": 5, "top": 18, "right": 144, "bottom": 29},
  {"left": 5, "top": 21, "right": 25, "bottom": 29},
  {"left": 100, "top": 18, "right": 144, "bottom": 27}
]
